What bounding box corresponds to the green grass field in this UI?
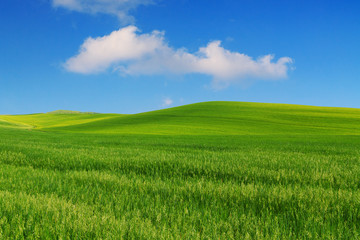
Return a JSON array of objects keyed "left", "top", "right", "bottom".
[{"left": 1, "top": 101, "right": 360, "bottom": 239}]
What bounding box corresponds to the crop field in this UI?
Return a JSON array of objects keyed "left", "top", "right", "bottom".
[{"left": 0, "top": 101, "right": 360, "bottom": 239}]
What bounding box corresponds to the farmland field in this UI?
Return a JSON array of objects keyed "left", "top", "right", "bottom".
[{"left": 1, "top": 101, "right": 360, "bottom": 239}]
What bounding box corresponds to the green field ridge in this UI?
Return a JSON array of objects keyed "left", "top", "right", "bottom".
[
  {"left": 46, "top": 110, "right": 99, "bottom": 114},
  {"left": 1, "top": 101, "right": 360, "bottom": 238},
  {"left": 1, "top": 101, "right": 359, "bottom": 135}
]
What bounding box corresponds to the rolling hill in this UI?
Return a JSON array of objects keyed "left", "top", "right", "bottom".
[
  {"left": 1, "top": 101, "right": 360, "bottom": 239},
  {"left": 1, "top": 101, "right": 359, "bottom": 135}
]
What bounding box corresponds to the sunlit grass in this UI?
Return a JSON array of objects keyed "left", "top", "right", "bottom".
[{"left": 0, "top": 102, "right": 359, "bottom": 239}]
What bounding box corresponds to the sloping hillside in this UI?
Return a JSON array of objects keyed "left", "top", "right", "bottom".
[
  {"left": 1, "top": 101, "right": 359, "bottom": 135},
  {"left": 1, "top": 102, "right": 360, "bottom": 239},
  {"left": 0, "top": 113, "right": 121, "bottom": 129}
]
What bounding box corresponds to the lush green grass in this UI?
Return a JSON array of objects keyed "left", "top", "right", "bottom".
[
  {"left": 3, "top": 102, "right": 360, "bottom": 135},
  {"left": 0, "top": 112, "right": 121, "bottom": 129},
  {"left": 0, "top": 102, "right": 360, "bottom": 239}
]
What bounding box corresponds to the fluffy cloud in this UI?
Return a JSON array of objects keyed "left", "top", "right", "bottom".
[
  {"left": 65, "top": 26, "right": 164, "bottom": 73},
  {"left": 65, "top": 26, "right": 293, "bottom": 88},
  {"left": 52, "top": 0, "right": 154, "bottom": 23}
]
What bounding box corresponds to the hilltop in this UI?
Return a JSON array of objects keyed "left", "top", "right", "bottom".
[
  {"left": 1, "top": 101, "right": 359, "bottom": 135},
  {"left": 1, "top": 101, "right": 360, "bottom": 239},
  {"left": 46, "top": 110, "right": 98, "bottom": 114}
]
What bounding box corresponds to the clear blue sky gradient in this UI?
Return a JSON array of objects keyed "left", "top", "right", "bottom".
[{"left": 1, "top": 0, "right": 360, "bottom": 114}]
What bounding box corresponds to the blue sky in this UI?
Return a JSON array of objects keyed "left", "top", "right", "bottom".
[{"left": 1, "top": 0, "right": 360, "bottom": 114}]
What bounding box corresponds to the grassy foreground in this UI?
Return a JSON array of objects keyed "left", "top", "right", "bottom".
[{"left": 0, "top": 101, "right": 360, "bottom": 239}]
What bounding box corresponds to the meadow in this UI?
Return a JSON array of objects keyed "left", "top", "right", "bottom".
[{"left": 0, "top": 101, "right": 360, "bottom": 239}]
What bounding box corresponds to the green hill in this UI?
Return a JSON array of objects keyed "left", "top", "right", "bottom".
[
  {"left": 0, "top": 112, "right": 121, "bottom": 129},
  {"left": 1, "top": 101, "right": 360, "bottom": 239},
  {"left": 1, "top": 101, "right": 360, "bottom": 134}
]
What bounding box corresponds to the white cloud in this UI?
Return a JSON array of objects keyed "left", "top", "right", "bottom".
[
  {"left": 65, "top": 26, "right": 164, "bottom": 73},
  {"left": 65, "top": 26, "right": 293, "bottom": 88},
  {"left": 52, "top": 0, "right": 154, "bottom": 23},
  {"left": 162, "top": 97, "right": 173, "bottom": 107}
]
